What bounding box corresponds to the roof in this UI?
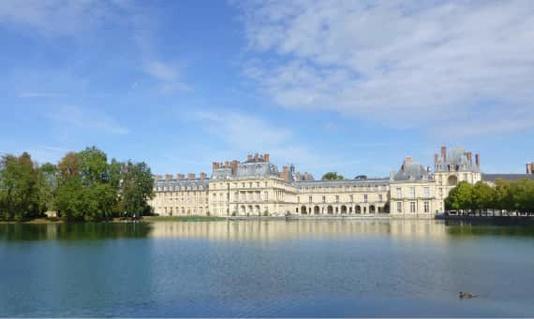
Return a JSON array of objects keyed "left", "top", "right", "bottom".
[
  {"left": 393, "top": 157, "right": 431, "bottom": 181},
  {"left": 294, "top": 178, "right": 389, "bottom": 189}
]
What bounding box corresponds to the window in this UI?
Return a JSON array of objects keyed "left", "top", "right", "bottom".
[
  {"left": 379, "top": 194, "right": 383, "bottom": 202},
  {"left": 309, "top": 196, "right": 312, "bottom": 204},
  {"left": 364, "top": 194, "right": 368, "bottom": 203},
  {"left": 396, "top": 202, "right": 402, "bottom": 213},
  {"left": 322, "top": 196, "right": 326, "bottom": 203},
  {"left": 396, "top": 187, "right": 402, "bottom": 198},
  {"left": 350, "top": 194, "right": 354, "bottom": 202},
  {"left": 409, "top": 187, "right": 416, "bottom": 199},
  {"left": 410, "top": 201, "right": 416, "bottom": 213},
  {"left": 297, "top": 196, "right": 300, "bottom": 203},
  {"left": 264, "top": 191, "right": 268, "bottom": 201},
  {"left": 424, "top": 201, "right": 430, "bottom": 213},
  {"left": 335, "top": 195, "right": 339, "bottom": 203},
  {"left": 424, "top": 187, "right": 430, "bottom": 198}
]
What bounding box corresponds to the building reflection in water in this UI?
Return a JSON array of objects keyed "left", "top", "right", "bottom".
[{"left": 148, "top": 219, "right": 448, "bottom": 241}]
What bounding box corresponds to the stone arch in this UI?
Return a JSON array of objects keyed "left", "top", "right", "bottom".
[
  {"left": 370, "top": 205, "right": 376, "bottom": 214},
  {"left": 314, "top": 206, "right": 320, "bottom": 215},
  {"left": 327, "top": 205, "right": 334, "bottom": 214},
  {"left": 341, "top": 205, "right": 347, "bottom": 214},
  {"left": 301, "top": 206, "right": 307, "bottom": 215},
  {"left": 448, "top": 175, "right": 458, "bottom": 186},
  {"left": 355, "top": 205, "right": 361, "bottom": 214}
]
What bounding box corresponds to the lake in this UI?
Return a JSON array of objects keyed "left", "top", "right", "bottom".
[{"left": 1, "top": 219, "right": 534, "bottom": 317}]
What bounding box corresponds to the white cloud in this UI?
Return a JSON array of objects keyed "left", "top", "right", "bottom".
[
  {"left": 143, "top": 60, "right": 190, "bottom": 94},
  {"left": 46, "top": 105, "right": 129, "bottom": 135},
  {"left": 238, "top": 0, "right": 534, "bottom": 135},
  {"left": 0, "top": 0, "right": 125, "bottom": 36}
]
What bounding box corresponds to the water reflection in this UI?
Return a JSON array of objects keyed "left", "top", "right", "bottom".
[
  {"left": 2, "top": 219, "right": 534, "bottom": 242},
  {"left": 0, "top": 222, "right": 152, "bottom": 241},
  {"left": 149, "top": 219, "right": 449, "bottom": 241}
]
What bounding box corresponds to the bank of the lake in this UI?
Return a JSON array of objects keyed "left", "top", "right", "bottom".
[{"left": 2, "top": 219, "right": 534, "bottom": 317}]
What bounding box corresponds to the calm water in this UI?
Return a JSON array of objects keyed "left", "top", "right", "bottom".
[{"left": 1, "top": 219, "right": 534, "bottom": 317}]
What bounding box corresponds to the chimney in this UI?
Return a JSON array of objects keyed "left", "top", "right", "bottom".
[
  {"left": 264, "top": 153, "right": 270, "bottom": 162},
  {"left": 247, "top": 154, "right": 253, "bottom": 161},
  {"left": 177, "top": 173, "right": 185, "bottom": 180},
  {"left": 230, "top": 160, "right": 239, "bottom": 176},
  {"left": 441, "top": 145, "right": 447, "bottom": 161},
  {"left": 187, "top": 173, "right": 195, "bottom": 180},
  {"left": 475, "top": 154, "right": 480, "bottom": 168},
  {"left": 212, "top": 162, "right": 220, "bottom": 170},
  {"left": 280, "top": 166, "right": 290, "bottom": 182},
  {"left": 254, "top": 153, "right": 259, "bottom": 161},
  {"left": 165, "top": 174, "right": 173, "bottom": 181},
  {"left": 527, "top": 163, "right": 531, "bottom": 174},
  {"left": 466, "top": 152, "right": 472, "bottom": 163},
  {"left": 199, "top": 172, "right": 207, "bottom": 180}
]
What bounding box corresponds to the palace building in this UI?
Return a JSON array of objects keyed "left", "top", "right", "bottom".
[{"left": 149, "top": 146, "right": 482, "bottom": 218}]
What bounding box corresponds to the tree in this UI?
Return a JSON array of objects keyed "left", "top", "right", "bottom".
[
  {"left": 445, "top": 181, "right": 473, "bottom": 213},
  {"left": 118, "top": 161, "right": 154, "bottom": 218},
  {"left": 472, "top": 181, "right": 497, "bottom": 214},
  {"left": 0, "top": 153, "right": 42, "bottom": 220},
  {"left": 322, "top": 172, "right": 344, "bottom": 181},
  {"left": 55, "top": 147, "right": 117, "bottom": 221}
]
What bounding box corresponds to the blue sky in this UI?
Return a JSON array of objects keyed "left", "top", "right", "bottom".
[{"left": 1, "top": 0, "right": 533, "bottom": 178}]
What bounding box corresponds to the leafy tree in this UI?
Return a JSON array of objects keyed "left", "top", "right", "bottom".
[
  {"left": 472, "top": 181, "right": 497, "bottom": 213},
  {"left": 118, "top": 161, "right": 154, "bottom": 218},
  {"left": 38, "top": 162, "right": 58, "bottom": 213},
  {"left": 322, "top": 172, "right": 344, "bottom": 181},
  {"left": 0, "top": 153, "right": 42, "bottom": 220},
  {"left": 445, "top": 181, "right": 473, "bottom": 212}
]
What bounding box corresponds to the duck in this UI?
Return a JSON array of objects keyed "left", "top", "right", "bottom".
[{"left": 459, "top": 291, "right": 477, "bottom": 299}]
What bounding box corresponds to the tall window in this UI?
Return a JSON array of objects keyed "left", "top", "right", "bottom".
[
  {"left": 396, "top": 202, "right": 402, "bottom": 213},
  {"left": 309, "top": 196, "right": 312, "bottom": 204},
  {"left": 424, "top": 201, "right": 430, "bottom": 213},
  {"left": 424, "top": 187, "right": 430, "bottom": 198},
  {"left": 364, "top": 194, "right": 368, "bottom": 203},
  {"left": 410, "top": 201, "right": 416, "bottom": 213},
  {"left": 336, "top": 195, "right": 339, "bottom": 203},
  {"left": 396, "top": 187, "right": 402, "bottom": 198},
  {"left": 379, "top": 194, "right": 383, "bottom": 202},
  {"left": 322, "top": 196, "right": 326, "bottom": 203},
  {"left": 350, "top": 194, "right": 354, "bottom": 202},
  {"left": 297, "top": 196, "right": 300, "bottom": 203},
  {"left": 409, "top": 187, "right": 416, "bottom": 199}
]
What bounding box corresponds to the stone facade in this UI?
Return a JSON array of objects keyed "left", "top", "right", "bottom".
[{"left": 149, "top": 146, "right": 481, "bottom": 218}]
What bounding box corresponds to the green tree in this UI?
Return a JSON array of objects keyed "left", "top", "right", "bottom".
[
  {"left": 38, "top": 162, "right": 58, "bottom": 213},
  {"left": 118, "top": 161, "right": 154, "bottom": 218},
  {"left": 445, "top": 181, "right": 473, "bottom": 213},
  {"left": 472, "top": 181, "right": 497, "bottom": 214},
  {"left": 322, "top": 172, "right": 344, "bottom": 181},
  {"left": 55, "top": 147, "right": 118, "bottom": 221},
  {"left": 0, "top": 153, "right": 42, "bottom": 220}
]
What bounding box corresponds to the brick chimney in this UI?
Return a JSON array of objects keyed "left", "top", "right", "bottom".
[
  {"left": 280, "top": 166, "right": 290, "bottom": 182},
  {"left": 229, "top": 160, "right": 238, "bottom": 175},
  {"left": 187, "top": 173, "right": 195, "bottom": 180},
  {"left": 475, "top": 153, "right": 480, "bottom": 168},
  {"left": 441, "top": 145, "right": 447, "bottom": 161},
  {"left": 165, "top": 174, "right": 173, "bottom": 181},
  {"left": 247, "top": 154, "right": 253, "bottom": 161},
  {"left": 199, "top": 172, "right": 207, "bottom": 180},
  {"left": 466, "top": 152, "right": 472, "bottom": 164},
  {"left": 212, "top": 162, "right": 220, "bottom": 170},
  {"left": 264, "top": 153, "right": 270, "bottom": 162}
]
